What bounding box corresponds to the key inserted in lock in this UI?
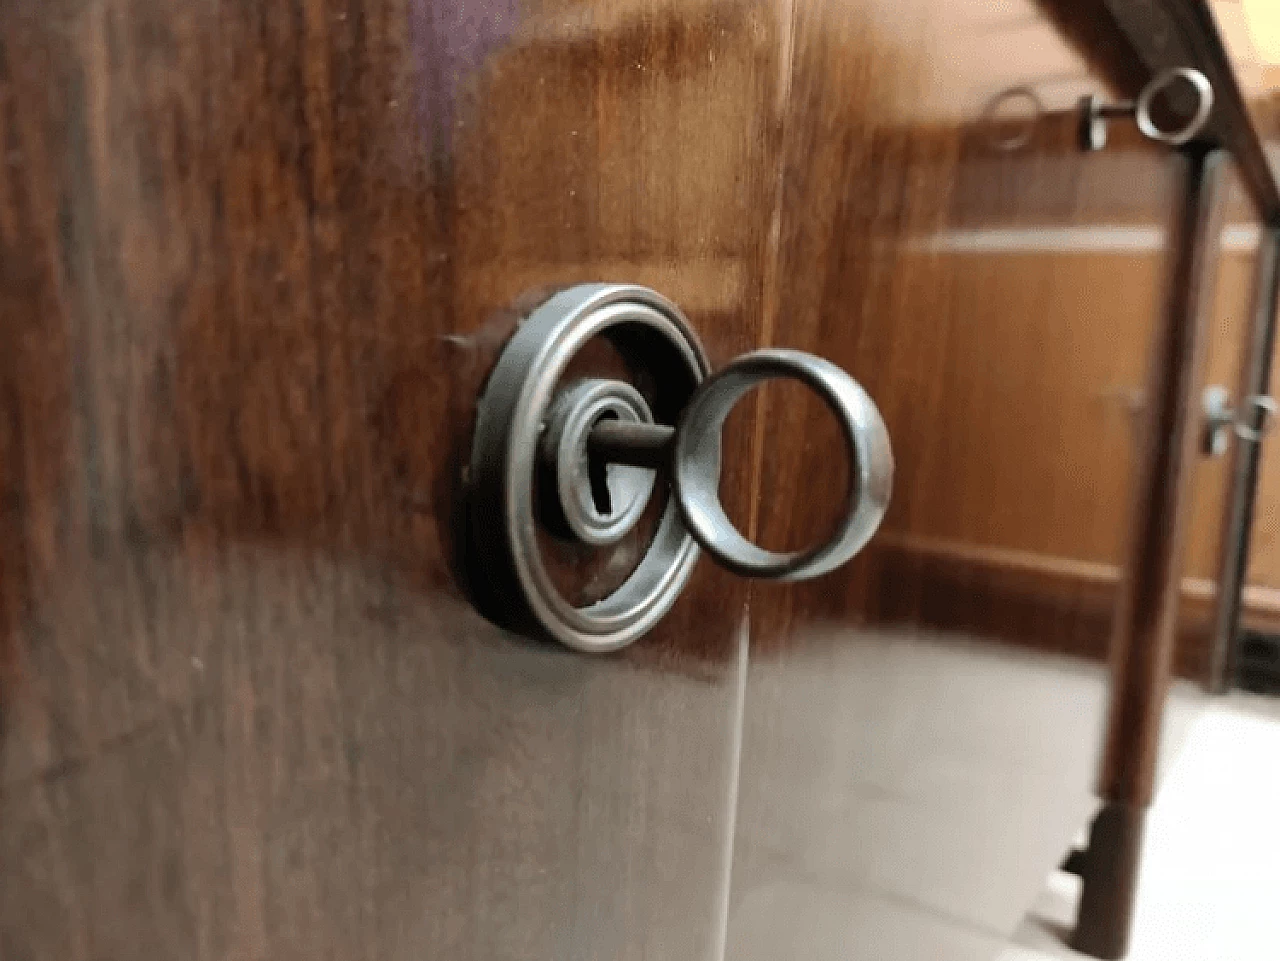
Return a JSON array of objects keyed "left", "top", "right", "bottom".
[{"left": 467, "top": 284, "right": 894, "bottom": 652}]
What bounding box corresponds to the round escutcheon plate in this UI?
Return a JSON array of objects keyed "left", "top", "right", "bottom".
[{"left": 465, "top": 284, "right": 709, "bottom": 653}]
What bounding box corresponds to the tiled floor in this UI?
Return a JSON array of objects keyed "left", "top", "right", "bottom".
[{"left": 1001, "top": 693, "right": 1280, "bottom": 961}]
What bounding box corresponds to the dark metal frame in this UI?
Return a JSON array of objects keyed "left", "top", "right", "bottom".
[
  {"left": 1209, "top": 231, "right": 1280, "bottom": 692},
  {"left": 1046, "top": 1, "right": 1280, "bottom": 956},
  {"left": 1074, "top": 146, "right": 1227, "bottom": 960}
]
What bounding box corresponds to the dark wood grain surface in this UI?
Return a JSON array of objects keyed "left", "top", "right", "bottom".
[
  {"left": 0, "top": 2, "right": 771, "bottom": 958},
  {"left": 0, "top": 1, "right": 1241, "bottom": 959}
]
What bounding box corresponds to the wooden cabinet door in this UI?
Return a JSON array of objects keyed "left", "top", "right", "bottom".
[
  {"left": 0, "top": 2, "right": 1213, "bottom": 960},
  {"left": 0, "top": 3, "right": 777, "bottom": 958}
]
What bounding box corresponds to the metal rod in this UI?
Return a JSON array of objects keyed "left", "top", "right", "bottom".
[
  {"left": 1207, "top": 227, "right": 1280, "bottom": 693},
  {"left": 1099, "top": 101, "right": 1137, "bottom": 118},
  {"left": 1074, "top": 149, "right": 1226, "bottom": 961},
  {"left": 1098, "top": 147, "right": 1225, "bottom": 805},
  {"left": 587, "top": 420, "right": 676, "bottom": 470}
]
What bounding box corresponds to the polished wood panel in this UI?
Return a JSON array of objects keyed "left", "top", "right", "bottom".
[
  {"left": 868, "top": 537, "right": 1223, "bottom": 679},
  {"left": 884, "top": 248, "right": 1155, "bottom": 565},
  {"left": 1, "top": 2, "right": 1256, "bottom": 960},
  {"left": 800, "top": 186, "right": 1257, "bottom": 682},
  {"left": 723, "top": 2, "right": 1187, "bottom": 958},
  {"left": 849, "top": 203, "right": 1258, "bottom": 683},
  {"left": 0, "top": 2, "right": 775, "bottom": 957}
]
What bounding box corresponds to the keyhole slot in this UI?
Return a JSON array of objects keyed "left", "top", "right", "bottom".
[
  {"left": 588, "top": 412, "right": 618, "bottom": 516},
  {"left": 539, "top": 377, "right": 660, "bottom": 548}
]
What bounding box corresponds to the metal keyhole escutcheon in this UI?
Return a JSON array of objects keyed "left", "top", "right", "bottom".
[{"left": 466, "top": 285, "right": 894, "bottom": 652}]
